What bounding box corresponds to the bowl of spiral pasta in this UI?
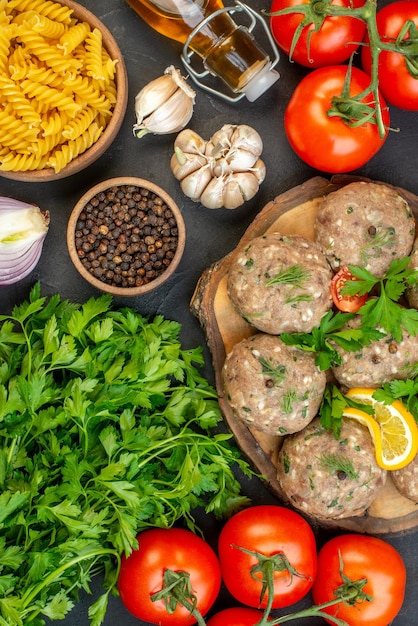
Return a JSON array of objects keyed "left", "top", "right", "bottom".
[{"left": 0, "top": 0, "right": 128, "bottom": 182}]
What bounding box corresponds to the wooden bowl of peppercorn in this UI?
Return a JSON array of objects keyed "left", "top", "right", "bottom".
[{"left": 67, "top": 177, "right": 186, "bottom": 296}]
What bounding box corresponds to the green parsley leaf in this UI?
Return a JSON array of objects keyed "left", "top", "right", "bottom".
[
  {"left": 373, "top": 377, "right": 418, "bottom": 422},
  {"left": 319, "top": 383, "right": 374, "bottom": 438},
  {"left": 281, "top": 311, "right": 384, "bottom": 371},
  {"left": 344, "top": 259, "right": 418, "bottom": 342}
]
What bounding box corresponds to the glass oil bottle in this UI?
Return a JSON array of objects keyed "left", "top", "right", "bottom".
[{"left": 125, "top": 0, "right": 280, "bottom": 101}]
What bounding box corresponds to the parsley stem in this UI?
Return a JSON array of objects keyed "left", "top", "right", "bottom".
[
  {"left": 20, "top": 548, "right": 121, "bottom": 617},
  {"left": 6, "top": 436, "right": 19, "bottom": 470},
  {"left": 135, "top": 427, "right": 225, "bottom": 470}
]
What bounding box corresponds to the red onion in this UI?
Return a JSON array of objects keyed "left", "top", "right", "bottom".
[{"left": 0, "top": 197, "right": 50, "bottom": 286}]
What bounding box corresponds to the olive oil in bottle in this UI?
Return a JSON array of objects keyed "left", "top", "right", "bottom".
[{"left": 125, "top": 0, "right": 279, "bottom": 100}]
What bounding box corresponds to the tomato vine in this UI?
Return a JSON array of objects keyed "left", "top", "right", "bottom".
[{"left": 267, "top": 0, "right": 417, "bottom": 137}]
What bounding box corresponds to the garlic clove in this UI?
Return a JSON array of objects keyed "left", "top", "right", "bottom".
[
  {"left": 174, "top": 128, "right": 206, "bottom": 156},
  {"left": 221, "top": 171, "right": 262, "bottom": 210},
  {"left": 180, "top": 165, "right": 213, "bottom": 202},
  {"left": 230, "top": 124, "right": 263, "bottom": 156},
  {"left": 133, "top": 66, "right": 195, "bottom": 138},
  {"left": 209, "top": 124, "right": 235, "bottom": 149},
  {"left": 134, "top": 74, "right": 178, "bottom": 123},
  {"left": 225, "top": 147, "right": 259, "bottom": 172},
  {"left": 135, "top": 88, "right": 194, "bottom": 137},
  {"left": 170, "top": 150, "right": 207, "bottom": 181},
  {"left": 205, "top": 140, "right": 228, "bottom": 161},
  {"left": 252, "top": 158, "right": 266, "bottom": 184},
  {"left": 221, "top": 176, "right": 246, "bottom": 210},
  {"left": 199, "top": 176, "right": 227, "bottom": 209},
  {"left": 211, "top": 157, "right": 231, "bottom": 177}
]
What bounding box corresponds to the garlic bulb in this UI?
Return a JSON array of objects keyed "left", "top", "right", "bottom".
[
  {"left": 133, "top": 66, "right": 196, "bottom": 139},
  {"left": 170, "top": 124, "right": 265, "bottom": 209}
]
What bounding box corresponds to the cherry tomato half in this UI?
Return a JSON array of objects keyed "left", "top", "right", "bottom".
[
  {"left": 330, "top": 266, "right": 368, "bottom": 312},
  {"left": 312, "top": 534, "right": 406, "bottom": 626},
  {"left": 362, "top": 1, "right": 418, "bottom": 110},
  {"left": 218, "top": 505, "right": 317, "bottom": 609},
  {"left": 118, "top": 528, "right": 221, "bottom": 626},
  {"left": 270, "top": 0, "right": 367, "bottom": 68},
  {"left": 284, "top": 65, "right": 390, "bottom": 173}
]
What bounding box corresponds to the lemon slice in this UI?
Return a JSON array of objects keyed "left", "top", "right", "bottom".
[{"left": 343, "top": 387, "right": 418, "bottom": 470}]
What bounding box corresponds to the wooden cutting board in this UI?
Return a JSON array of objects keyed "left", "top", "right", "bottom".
[{"left": 191, "top": 175, "right": 418, "bottom": 534}]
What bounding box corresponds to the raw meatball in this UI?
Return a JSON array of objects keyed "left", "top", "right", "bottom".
[
  {"left": 331, "top": 315, "right": 418, "bottom": 388},
  {"left": 406, "top": 236, "right": 418, "bottom": 309},
  {"left": 315, "top": 181, "right": 415, "bottom": 278},
  {"left": 222, "top": 333, "right": 326, "bottom": 435},
  {"left": 391, "top": 454, "right": 418, "bottom": 503},
  {"left": 277, "top": 418, "right": 387, "bottom": 520},
  {"left": 227, "top": 233, "right": 333, "bottom": 334}
]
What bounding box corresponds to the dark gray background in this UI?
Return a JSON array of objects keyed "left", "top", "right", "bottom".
[{"left": 1, "top": 0, "right": 417, "bottom": 624}]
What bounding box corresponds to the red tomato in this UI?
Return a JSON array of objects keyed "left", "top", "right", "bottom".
[
  {"left": 330, "top": 266, "right": 368, "bottom": 312},
  {"left": 217, "top": 505, "right": 317, "bottom": 609},
  {"left": 362, "top": 1, "right": 418, "bottom": 110},
  {"left": 118, "top": 528, "right": 221, "bottom": 625},
  {"left": 284, "top": 65, "right": 390, "bottom": 173},
  {"left": 270, "top": 0, "right": 367, "bottom": 67},
  {"left": 312, "top": 534, "right": 406, "bottom": 626},
  {"left": 206, "top": 607, "right": 265, "bottom": 626}
]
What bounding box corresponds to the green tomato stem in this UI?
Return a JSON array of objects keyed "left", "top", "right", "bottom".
[
  {"left": 151, "top": 569, "right": 207, "bottom": 626},
  {"left": 230, "top": 545, "right": 315, "bottom": 626},
  {"left": 267, "top": 598, "right": 351, "bottom": 625},
  {"left": 252, "top": 548, "right": 373, "bottom": 626}
]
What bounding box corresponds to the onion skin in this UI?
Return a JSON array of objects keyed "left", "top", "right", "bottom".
[{"left": 0, "top": 197, "right": 49, "bottom": 286}]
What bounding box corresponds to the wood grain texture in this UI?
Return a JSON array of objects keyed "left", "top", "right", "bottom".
[{"left": 191, "top": 175, "right": 418, "bottom": 534}]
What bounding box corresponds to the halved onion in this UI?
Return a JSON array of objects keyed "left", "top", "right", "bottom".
[{"left": 0, "top": 196, "right": 50, "bottom": 285}]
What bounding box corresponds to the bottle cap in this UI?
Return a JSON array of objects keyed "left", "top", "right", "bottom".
[{"left": 242, "top": 63, "right": 280, "bottom": 102}]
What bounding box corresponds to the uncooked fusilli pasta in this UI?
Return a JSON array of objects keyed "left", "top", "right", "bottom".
[
  {"left": 0, "top": 1, "right": 119, "bottom": 174},
  {"left": 7, "top": 0, "right": 73, "bottom": 25}
]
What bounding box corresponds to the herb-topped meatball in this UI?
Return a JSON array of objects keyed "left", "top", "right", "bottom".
[
  {"left": 391, "top": 453, "right": 418, "bottom": 503},
  {"left": 315, "top": 181, "right": 415, "bottom": 278},
  {"left": 277, "top": 418, "right": 387, "bottom": 520},
  {"left": 222, "top": 333, "right": 326, "bottom": 435},
  {"left": 331, "top": 315, "right": 418, "bottom": 388},
  {"left": 227, "top": 233, "right": 333, "bottom": 335}
]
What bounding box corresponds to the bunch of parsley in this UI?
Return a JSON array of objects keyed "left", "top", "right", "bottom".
[{"left": 0, "top": 284, "right": 252, "bottom": 626}]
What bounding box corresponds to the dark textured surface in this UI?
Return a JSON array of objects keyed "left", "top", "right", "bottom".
[{"left": 1, "top": 1, "right": 417, "bottom": 624}]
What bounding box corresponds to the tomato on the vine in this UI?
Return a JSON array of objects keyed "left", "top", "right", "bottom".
[
  {"left": 118, "top": 528, "right": 221, "bottom": 626},
  {"left": 269, "top": 0, "right": 367, "bottom": 68},
  {"left": 362, "top": 1, "right": 418, "bottom": 110},
  {"left": 206, "top": 607, "right": 265, "bottom": 626},
  {"left": 217, "top": 505, "right": 317, "bottom": 609},
  {"left": 284, "top": 65, "right": 390, "bottom": 173},
  {"left": 330, "top": 266, "right": 368, "bottom": 312},
  {"left": 312, "top": 534, "right": 406, "bottom": 626}
]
